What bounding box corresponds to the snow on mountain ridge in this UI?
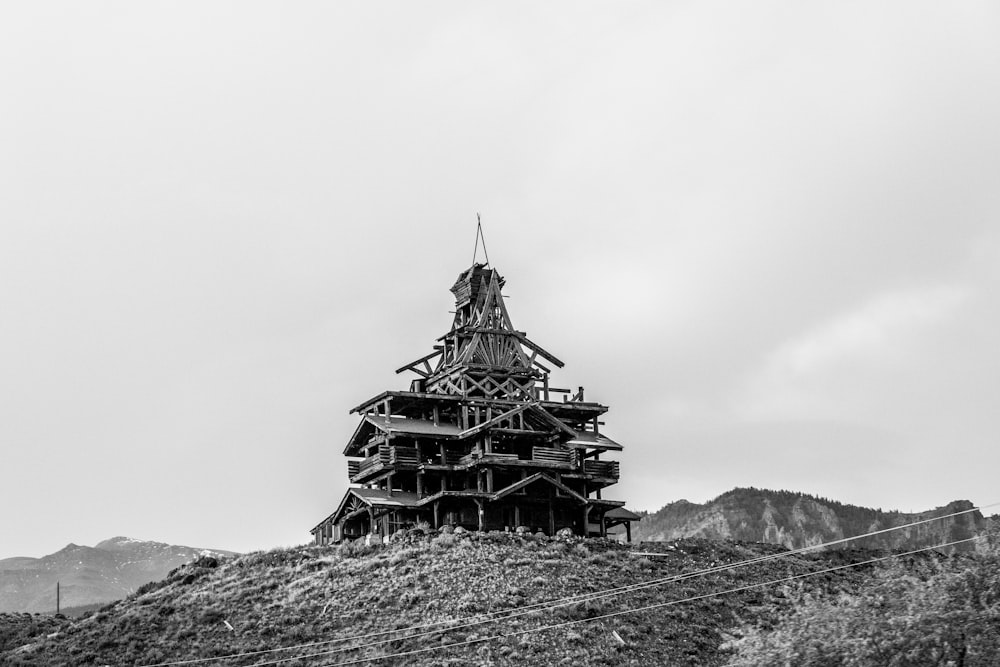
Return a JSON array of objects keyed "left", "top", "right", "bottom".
[{"left": 0, "top": 538, "right": 237, "bottom": 613}]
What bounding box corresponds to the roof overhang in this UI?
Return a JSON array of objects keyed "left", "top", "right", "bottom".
[
  {"left": 565, "top": 430, "right": 623, "bottom": 452},
  {"left": 350, "top": 390, "right": 464, "bottom": 415}
]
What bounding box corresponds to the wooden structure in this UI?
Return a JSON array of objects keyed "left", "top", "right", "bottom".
[{"left": 311, "top": 262, "right": 635, "bottom": 544}]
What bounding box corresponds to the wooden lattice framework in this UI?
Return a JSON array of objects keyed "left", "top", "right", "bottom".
[{"left": 311, "top": 262, "right": 634, "bottom": 545}]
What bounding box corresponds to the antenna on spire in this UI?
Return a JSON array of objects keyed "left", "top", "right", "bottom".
[{"left": 471, "top": 213, "right": 490, "bottom": 267}]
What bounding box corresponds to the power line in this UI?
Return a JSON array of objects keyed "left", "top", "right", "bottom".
[
  {"left": 243, "top": 512, "right": 989, "bottom": 667},
  {"left": 140, "top": 502, "right": 995, "bottom": 667},
  {"left": 316, "top": 536, "right": 980, "bottom": 666}
]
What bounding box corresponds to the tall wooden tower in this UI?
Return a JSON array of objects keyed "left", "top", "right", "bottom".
[{"left": 311, "top": 261, "right": 636, "bottom": 544}]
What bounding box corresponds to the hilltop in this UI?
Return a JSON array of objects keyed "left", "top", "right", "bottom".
[
  {"left": 633, "top": 488, "right": 984, "bottom": 551},
  {"left": 0, "top": 529, "right": 942, "bottom": 667},
  {"left": 0, "top": 537, "right": 234, "bottom": 614}
]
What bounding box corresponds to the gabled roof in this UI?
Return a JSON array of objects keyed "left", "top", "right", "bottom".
[
  {"left": 343, "top": 419, "right": 377, "bottom": 455},
  {"left": 491, "top": 472, "right": 587, "bottom": 504},
  {"left": 457, "top": 402, "right": 576, "bottom": 440},
  {"left": 350, "top": 487, "right": 422, "bottom": 508},
  {"left": 318, "top": 487, "right": 425, "bottom": 529},
  {"left": 605, "top": 507, "right": 641, "bottom": 521},
  {"left": 344, "top": 415, "right": 464, "bottom": 455}
]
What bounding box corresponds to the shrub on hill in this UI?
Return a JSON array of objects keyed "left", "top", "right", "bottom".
[
  {"left": 725, "top": 527, "right": 1000, "bottom": 666},
  {"left": 0, "top": 614, "right": 67, "bottom": 653}
]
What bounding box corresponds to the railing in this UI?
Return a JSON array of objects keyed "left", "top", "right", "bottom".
[
  {"left": 390, "top": 446, "right": 419, "bottom": 465},
  {"left": 584, "top": 460, "right": 620, "bottom": 478},
  {"left": 357, "top": 450, "right": 387, "bottom": 476},
  {"left": 482, "top": 451, "right": 519, "bottom": 462},
  {"left": 352, "top": 444, "right": 408, "bottom": 479},
  {"left": 417, "top": 450, "right": 465, "bottom": 466},
  {"left": 532, "top": 446, "right": 575, "bottom": 466}
]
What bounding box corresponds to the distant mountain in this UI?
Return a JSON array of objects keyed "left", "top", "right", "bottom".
[
  {"left": 0, "top": 537, "right": 235, "bottom": 613},
  {"left": 633, "top": 487, "right": 985, "bottom": 552}
]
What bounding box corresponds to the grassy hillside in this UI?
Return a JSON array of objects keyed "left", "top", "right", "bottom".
[{"left": 0, "top": 530, "right": 941, "bottom": 666}]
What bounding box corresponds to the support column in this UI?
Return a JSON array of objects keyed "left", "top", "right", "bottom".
[
  {"left": 514, "top": 505, "right": 521, "bottom": 529},
  {"left": 475, "top": 499, "right": 484, "bottom": 532},
  {"left": 548, "top": 496, "right": 555, "bottom": 536},
  {"left": 582, "top": 505, "right": 590, "bottom": 538},
  {"left": 626, "top": 521, "right": 632, "bottom": 543},
  {"left": 433, "top": 500, "right": 441, "bottom": 528}
]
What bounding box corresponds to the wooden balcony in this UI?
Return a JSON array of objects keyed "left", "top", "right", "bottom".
[
  {"left": 583, "top": 460, "right": 620, "bottom": 479},
  {"left": 531, "top": 446, "right": 576, "bottom": 466},
  {"left": 349, "top": 445, "right": 420, "bottom": 481},
  {"left": 482, "top": 452, "right": 520, "bottom": 463},
  {"left": 389, "top": 445, "right": 419, "bottom": 465},
  {"left": 456, "top": 447, "right": 577, "bottom": 469}
]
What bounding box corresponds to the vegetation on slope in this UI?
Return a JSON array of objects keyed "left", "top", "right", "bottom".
[
  {"left": 3, "top": 527, "right": 992, "bottom": 666},
  {"left": 0, "top": 613, "right": 65, "bottom": 654},
  {"left": 726, "top": 527, "right": 1000, "bottom": 665},
  {"left": 2, "top": 530, "right": 882, "bottom": 667}
]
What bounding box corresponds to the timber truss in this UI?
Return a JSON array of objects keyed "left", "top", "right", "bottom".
[
  {"left": 311, "top": 257, "right": 637, "bottom": 545},
  {"left": 395, "top": 265, "right": 564, "bottom": 400}
]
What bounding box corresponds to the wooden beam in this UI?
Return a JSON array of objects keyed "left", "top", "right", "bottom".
[
  {"left": 394, "top": 348, "right": 443, "bottom": 375},
  {"left": 514, "top": 332, "right": 564, "bottom": 368}
]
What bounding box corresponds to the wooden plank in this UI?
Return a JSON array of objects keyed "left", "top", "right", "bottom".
[
  {"left": 394, "top": 349, "right": 443, "bottom": 375},
  {"left": 514, "top": 332, "right": 564, "bottom": 368}
]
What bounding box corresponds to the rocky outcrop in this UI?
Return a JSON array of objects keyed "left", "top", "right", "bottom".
[{"left": 633, "top": 488, "right": 984, "bottom": 552}]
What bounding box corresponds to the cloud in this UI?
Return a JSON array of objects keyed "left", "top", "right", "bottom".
[{"left": 736, "top": 284, "right": 970, "bottom": 419}]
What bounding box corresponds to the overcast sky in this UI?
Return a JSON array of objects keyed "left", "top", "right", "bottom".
[{"left": 2, "top": 2, "right": 998, "bottom": 557}]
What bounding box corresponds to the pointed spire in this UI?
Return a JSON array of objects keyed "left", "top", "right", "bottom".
[{"left": 471, "top": 213, "right": 491, "bottom": 267}]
